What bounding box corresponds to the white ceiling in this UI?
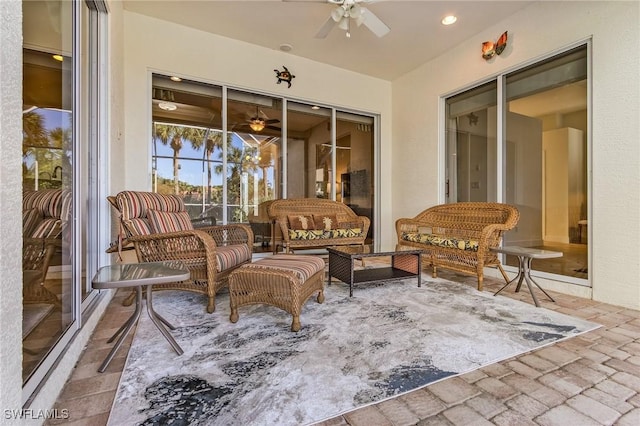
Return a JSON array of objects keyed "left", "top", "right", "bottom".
[{"left": 122, "top": 0, "right": 536, "bottom": 81}]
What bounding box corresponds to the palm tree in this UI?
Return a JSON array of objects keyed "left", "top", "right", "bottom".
[{"left": 154, "top": 124, "right": 206, "bottom": 194}]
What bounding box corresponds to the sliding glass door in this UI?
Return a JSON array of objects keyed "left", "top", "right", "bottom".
[
  {"left": 22, "top": 0, "right": 106, "bottom": 400},
  {"left": 151, "top": 75, "right": 377, "bottom": 250},
  {"left": 445, "top": 44, "right": 589, "bottom": 283}
]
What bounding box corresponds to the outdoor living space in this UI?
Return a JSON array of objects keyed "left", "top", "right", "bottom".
[
  {"left": 46, "top": 270, "right": 640, "bottom": 425},
  {"left": 3, "top": 0, "right": 640, "bottom": 424}
]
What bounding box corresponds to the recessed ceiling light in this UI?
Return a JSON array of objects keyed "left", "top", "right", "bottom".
[
  {"left": 158, "top": 102, "right": 177, "bottom": 111},
  {"left": 52, "top": 54, "right": 64, "bottom": 62},
  {"left": 311, "top": 105, "right": 321, "bottom": 110},
  {"left": 442, "top": 15, "right": 457, "bottom": 25},
  {"left": 170, "top": 76, "right": 182, "bottom": 82},
  {"left": 279, "top": 43, "right": 293, "bottom": 52}
]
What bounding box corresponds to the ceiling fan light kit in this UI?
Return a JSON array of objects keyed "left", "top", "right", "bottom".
[
  {"left": 249, "top": 120, "right": 266, "bottom": 132},
  {"left": 298, "top": 0, "right": 390, "bottom": 39}
]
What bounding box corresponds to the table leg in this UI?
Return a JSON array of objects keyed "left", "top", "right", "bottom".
[
  {"left": 99, "top": 286, "right": 143, "bottom": 373},
  {"left": 494, "top": 255, "right": 556, "bottom": 307},
  {"left": 145, "top": 284, "right": 183, "bottom": 355},
  {"left": 522, "top": 257, "right": 556, "bottom": 306},
  {"left": 521, "top": 257, "right": 541, "bottom": 307},
  {"left": 494, "top": 255, "right": 525, "bottom": 296}
]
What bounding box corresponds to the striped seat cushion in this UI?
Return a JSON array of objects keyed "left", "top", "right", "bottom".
[
  {"left": 216, "top": 244, "right": 252, "bottom": 272},
  {"left": 241, "top": 255, "right": 325, "bottom": 283}
]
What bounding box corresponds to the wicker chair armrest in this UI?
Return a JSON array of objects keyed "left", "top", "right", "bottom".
[
  {"left": 395, "top": 218, "right": 421, "bottom": 237},
  {"left": 478, "top": 222, "right": 516, "bottom": 251},
  {"left": 198, "top": 223, "right": 253, "bottom": 252},
  {"left": 275, "top": 216, "right": 292, "bottom": 242},
  {"left": 127, "top": 229, "right": 216, "bottom": 262},
  {"left": 357, "top": 215, "right": 371, "bottom": 236}
]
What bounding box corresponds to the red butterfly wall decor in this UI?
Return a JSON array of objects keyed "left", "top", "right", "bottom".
[{"left": 482, "top": 31, "right": 508, "bottom": 60}]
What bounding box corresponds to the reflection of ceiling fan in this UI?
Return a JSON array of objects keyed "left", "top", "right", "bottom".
[
  {"left": 244, "top": 107, "right": 281, "bottom": 133},
  {"left": 286, "top": 0, "right": 389, "bottom": 38}
]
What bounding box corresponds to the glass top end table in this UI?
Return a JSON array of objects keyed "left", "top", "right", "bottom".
[
  {"left": 491, "top": 246, "right": 562, "bottom": 307},
  {"left": 92, "top": 261, "right": 190, "bottom": 373}
]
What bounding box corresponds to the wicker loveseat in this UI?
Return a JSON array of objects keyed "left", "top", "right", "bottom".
[
  {"left": 108, "top": 191, "right": 253, "bottom": 313},
  {"left": 396, "top": 202, "right": 519, "bottom": 291},
  {"left": 268, "top": 198, "right": 370, "bottom": 253}
]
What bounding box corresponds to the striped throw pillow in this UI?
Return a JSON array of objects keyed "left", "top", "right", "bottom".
[{"left": 147, "top": 210, "right": 194, "bottom": 234}]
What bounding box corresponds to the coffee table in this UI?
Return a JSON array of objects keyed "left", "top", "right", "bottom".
[
  {"left": 327, "top": 245, "right": 422, "bottom": 296},
  {"left": 92, "top": 261, "right": 190, "bottom": 372},
  {"left": 491, "top": 246, "right": 561, "bottom": 307}
]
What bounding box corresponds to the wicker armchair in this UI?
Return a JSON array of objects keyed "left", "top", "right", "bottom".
[
  {"left": 396, "top": 202, "right": 519, "bottom": 291},
  {"left": 108, "top": 191, "right": 253, "bottom": 313},
  {"left": 268, "top": 198, "right": 370, "bottom": 253}
]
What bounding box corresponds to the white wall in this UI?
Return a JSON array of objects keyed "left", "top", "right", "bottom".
[
  {"left": 121, "top": 11, "right": 394, "bottom": 245},
  {"left": 0, "top": 0, "right": 25, "bottom": 416},
  {"left": 392, "top": 1, "right": 640, "bottom": 309}
]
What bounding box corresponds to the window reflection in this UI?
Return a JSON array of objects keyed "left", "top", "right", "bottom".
[
  {"left": 22, "top": 4, "right": 75, "bottom": 382},
  {"left": 150, "top": 77, "right": 376, "bottom": 252}
]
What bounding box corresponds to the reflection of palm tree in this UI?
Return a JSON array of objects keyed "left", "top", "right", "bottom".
[
  {"left": 49, "top": 127, "right": 72, "bottom": 187},
  {"left": 49, "top": 127, "right": 71, "bottom": 149},
  {"left": 22, "top": 112, "right": 48, "bottom": 155},
  {"left": 154, "top": 124, "right": 206, "bottom": 194},
  {"left": 205, "top": 132, "right": 223, "bottom": 203}
]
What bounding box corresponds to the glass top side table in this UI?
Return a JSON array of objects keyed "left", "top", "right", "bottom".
[
  {"left": 92, "top": 261, "right": 190, "bottom": 372},
  {"left": 491, "top": 246, "right": 562, "bottom": 307}
]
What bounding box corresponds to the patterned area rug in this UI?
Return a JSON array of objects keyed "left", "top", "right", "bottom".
[{"left": 109, "top": 275, "right": 599, "bottom": 426}]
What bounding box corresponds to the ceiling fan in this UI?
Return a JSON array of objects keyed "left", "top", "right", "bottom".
[
  {"left": 243, "top": 107, "right": 281, "bottom": 133},
  {"left": 285, "top": 0, "right": 390, "bottom": 39}
]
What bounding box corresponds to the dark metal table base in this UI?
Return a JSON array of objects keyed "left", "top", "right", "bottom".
[
  {"left": 493, "top": 255, "right": 556, "bottom": 307},
  {"left": 99, "top": 285, "right": 183, "bottom": 373},
  {"left": 328, "top": 250, "right": 422, "bottom": 297}
]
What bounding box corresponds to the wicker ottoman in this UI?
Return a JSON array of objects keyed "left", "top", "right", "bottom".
[{"left": 229, "top": 255, "right": 326, "bottom": 332}]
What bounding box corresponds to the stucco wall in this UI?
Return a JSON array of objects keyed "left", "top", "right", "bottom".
[
  {"left": 122, "top": 11, "right": 394, "bottom": 246},
  {"left": 0, "top": 0, "right": 25, "bottom": 415},
  {"left": 391, "top": 1, "right": 640, "bottom": 309}
]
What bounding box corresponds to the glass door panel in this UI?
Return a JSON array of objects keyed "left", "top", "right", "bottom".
[
  {"left": 286, "top": 102, "right": 332, "bottom": 199},
  {"left": 151, "top": 75, "right": 224, "bottom": 224},
  {"left": 336, "top": 111, "right": 374, "bottom": 243},
  {"left": 505, "top": 45, "right": 588, "bottom": 279},
  {"left": 445, "top": 81, "right": 498, "bottom": 203},
  {"left": 22, "top": 0, "right": 75, "bottom": 383},
  {"left": 226, "top": 91, "right": 282, "bottom": 232}
]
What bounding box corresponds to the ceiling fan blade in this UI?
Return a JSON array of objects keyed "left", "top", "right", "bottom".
[
  {"left": 315, "top": 16, "right": 336, "bottom": 39},
  {"left": 360, "top": 7, "right": 390, "bottom": 38},
  {"left": 265, "top": 119, "right": 280, "bottom": 124}
]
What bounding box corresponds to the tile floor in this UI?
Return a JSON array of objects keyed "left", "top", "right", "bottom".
[{"left": 47, "top": 271, "right": 640, "bottom": 426}]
